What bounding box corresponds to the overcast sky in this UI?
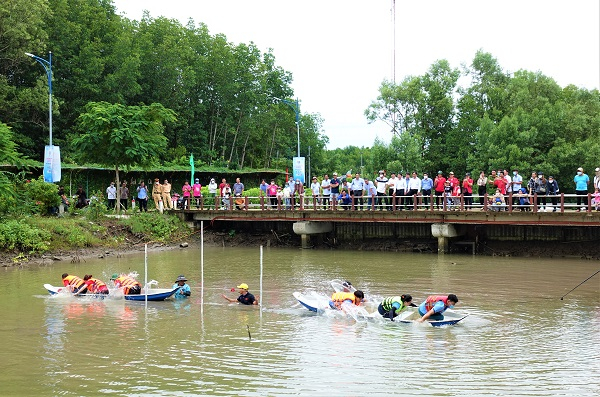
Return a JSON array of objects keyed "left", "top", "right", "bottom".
[{"left": 112, "top": 0, "right": 600, "bottom": 150}]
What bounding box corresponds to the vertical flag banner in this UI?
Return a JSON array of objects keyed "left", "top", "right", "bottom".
[
  {"left": 43, "top": 145, "right": 61, "bottom": 183},
  {"left": 292, "top": 157, "right": 305, "bottom": 184},
  {"left": 189, "top": 153, "right": 195, "bottom": 182}
]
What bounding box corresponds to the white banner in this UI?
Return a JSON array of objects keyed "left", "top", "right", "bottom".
[
  {"left": 292, "top": 157, "right": 306, "bottom": 184},
  {"left": 43, "top": 145, "right": 61, "bottom": 183}
]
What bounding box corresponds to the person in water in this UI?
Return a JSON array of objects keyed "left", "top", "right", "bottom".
[
  {"left": 82, "top": 274, "right": 109, "bottom": 295},
  {"left": 61, "top": 273, "right": 87, "bottom": 294},
  {"left": 222, "top": 283, "right": 258, "bottom": 305},
  {"left": 330, "top": 290, "right": 364, "bottom": 310},
  {"left": 110, "top": 273, "right": 142, "bottom": 295},
  {"left": 377, "top": 294, "right": 416, "bottom": 321},
  {"left": 172, "top": 275, "right": 191, "bottom": 299},
  {"left": 418, "top": 294, "right": 459, "bottom": 322}
]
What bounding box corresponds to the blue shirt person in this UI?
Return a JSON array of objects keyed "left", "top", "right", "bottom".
[
  {"left": 418, "top": 294, "right": 459, "bottom": 322},
  {"left": 574, "top": 167, "right": 590, "bottom": 210},
  {"left": 172, "top": 275, "right": 191, "bottom": 299}
]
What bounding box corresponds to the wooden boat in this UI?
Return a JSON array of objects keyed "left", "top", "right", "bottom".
[{"left": 44, "top": 284, "right": 179, "bottom": 301}]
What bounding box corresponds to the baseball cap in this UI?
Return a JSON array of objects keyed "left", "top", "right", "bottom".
[
  {"left": 333, "top": 172, "right": 338, "bottom": 175},
  {"left": 438, "top": 171, "right": 443, "bottom": 174},
  {"left": 237, "top": 283, "right": 249, "bottom": 290},
  {"left": 577, "top": 167, "right": 583, "bottom": 172},
  {"left": 110, "top": 273, "right": 118, "bottom": 280},
  {"left": 595, "top": 168, "right": 600, "bottom": 172}
]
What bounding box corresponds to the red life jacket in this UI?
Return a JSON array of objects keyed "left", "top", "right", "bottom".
[{"left": 424, "top": 295, "right": 449, "bottom": 312}]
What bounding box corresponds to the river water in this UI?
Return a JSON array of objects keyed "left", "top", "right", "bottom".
[{"left": 0, "top": 246, "right": 598, "bottom": 396}]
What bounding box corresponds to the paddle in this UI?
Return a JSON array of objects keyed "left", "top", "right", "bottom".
[{"left": 560, "top": 269, "right": 600, "bottom": 300}]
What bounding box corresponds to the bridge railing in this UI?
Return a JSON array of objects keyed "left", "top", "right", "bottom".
[{"left": 173, "top": 192, "right": 599, "bottom": 214}]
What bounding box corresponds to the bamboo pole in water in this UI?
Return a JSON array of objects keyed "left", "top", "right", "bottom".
[
  {"left": 144, "top": 243, "right": 148, "bottom": 305},
  {"left": 259, "top": 245, "right": 263, "bottom": 316},
  {"left": 201, "top": 221, "right": 204, "bottom": 316}
]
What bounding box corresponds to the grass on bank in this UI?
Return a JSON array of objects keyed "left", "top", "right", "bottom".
[{"left": 0, "top": 211, "right": 192, "bottom": 258}]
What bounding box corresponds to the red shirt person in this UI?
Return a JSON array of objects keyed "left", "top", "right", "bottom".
[{"left": 494, "top": 172, "right": 508, "bottom": 194}]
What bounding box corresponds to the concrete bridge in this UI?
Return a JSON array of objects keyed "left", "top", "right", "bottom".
[{"left": 171, "top": 198, "right": 600, "bottom": 254}]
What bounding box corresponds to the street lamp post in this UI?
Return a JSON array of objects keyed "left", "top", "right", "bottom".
[
  {"left": 25, "top": 51, "right": 53, "bottom": 146},
  {"left": 274, "top": 97, "right": 300, "bottom": 157}
]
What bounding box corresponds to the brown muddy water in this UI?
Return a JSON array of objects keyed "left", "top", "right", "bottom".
[{"left": 0, "top": 246, "right": 598, "bottom": 396}]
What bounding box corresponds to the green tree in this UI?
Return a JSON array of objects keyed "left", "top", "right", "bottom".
[
  {"left": 71, "top": 102, "right": 176, "bottom": 211},
  {"left": 0, "top": 122, "right": 26, "bottom": 214},
  {"left": 0, "top": 0, "right": 52, "bottom": 159}
]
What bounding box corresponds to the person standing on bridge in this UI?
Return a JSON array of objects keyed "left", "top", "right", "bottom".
[
  {"left": 181, "top": 181, "right": 192, "bottom": 210},
  {"left": 434, "top": 171, "right": 446, "bottom": 210},
  {"left": 192, "top": 178, "right": 202, "bottom": 209},
  {"left": 574, "top": 167, "right": 590, "bottom": 211},
  {"left": 152, "top": 178, "right": 163, "bottom": 211},
  {"left": 162, "top": 179, "right": 172, "bottom": 210},
  {"left": 350, "top": 173, "right": 365, "bottom": 210}
]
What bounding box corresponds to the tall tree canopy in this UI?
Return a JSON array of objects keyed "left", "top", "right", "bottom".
[
  {"left": 1, "top": 0, "right": 326, "bottom": 170},
  {"left": 365, "top": 50, "right": 600, "bottom": 190},
  {"left": 72, "top": 101, "right": 176, "bottom": 203}
]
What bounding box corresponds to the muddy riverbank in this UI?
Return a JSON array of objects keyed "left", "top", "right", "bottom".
[{"left": 3, "top": 226, "right": 599, "bottom": 269}]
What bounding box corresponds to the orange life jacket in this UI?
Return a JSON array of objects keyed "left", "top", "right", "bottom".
[
  {"left": 63, "top": 275, "right": 85, "bottom": 290},
  {"left": 85, "top": 278, "right": 108, "bottom": 294},
  {"left": 115, "top": 275, "right": 141, "bottom": 294},
  {"left": 424, "top": 295, "right": 449, "bottom": 312},
  {"left": 331, "top": 292, "right": 359, "bottom": 305}
]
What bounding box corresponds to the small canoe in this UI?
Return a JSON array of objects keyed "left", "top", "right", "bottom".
[
  {"left": 395, "top": 307, "right": 468, "bottom": 327},
  {"left": 43, "top": 284, "right": 179, "bottom": 301},
  {"left": 44, "top": 284, "right": 108, "bottom": 299},
  {"left": 124, "top": 287, "right": 179, "bottom": 302}
]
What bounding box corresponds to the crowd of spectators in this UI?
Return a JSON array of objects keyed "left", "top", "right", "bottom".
[{"left": 89, "top": 166, "right": 600, "bottom": 213}]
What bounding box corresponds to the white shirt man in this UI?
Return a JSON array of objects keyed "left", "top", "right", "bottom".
[{"left": 321, "top": 175, "right": 331, "bottom": 196}]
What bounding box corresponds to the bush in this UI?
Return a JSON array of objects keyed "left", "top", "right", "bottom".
[
  {"left": 121, "top": 212, "right": 190, "bottom": 242},
  {"left": 81, "top": 190, "right": 108, "bottom": 220},
  {"left": 24, "top": 217, "right": 104, "bottom": 250},
  {"left": 0, "top": 219, "right": 51, "bottom": 253},
  {"left": 23, "top": 176, "right": 60, "bottom": 215}
]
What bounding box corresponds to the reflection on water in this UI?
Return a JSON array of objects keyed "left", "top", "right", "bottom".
[{"left": 0, "top": 247, "right": 598, "bottom": 396}]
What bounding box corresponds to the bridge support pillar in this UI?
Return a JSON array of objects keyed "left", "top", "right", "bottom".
[
  {"left": 431, "top": 224, "right": 463, "bottom": 254},
  {"left": 437, "top": 236, "right": 449, "bottom": 254},
  {"left": 301, "top": 234, "right": 311, "bottom": 249},
  {"left": 293, "top": 221, "right": 333, "bottom": 249}
]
